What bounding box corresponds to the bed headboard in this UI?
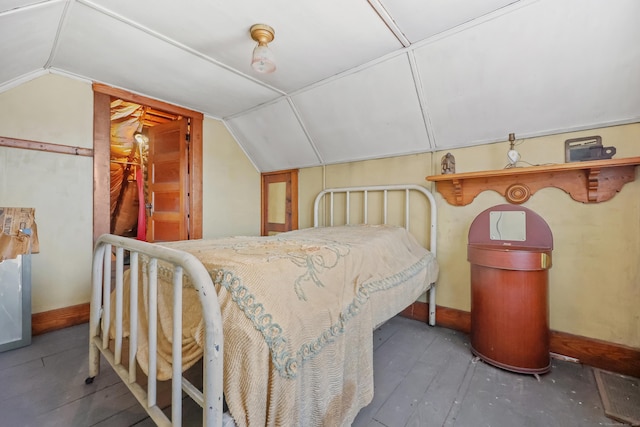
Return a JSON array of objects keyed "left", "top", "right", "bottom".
[{"left": 313, "top": 184, "right": 437, "bottom": 256}]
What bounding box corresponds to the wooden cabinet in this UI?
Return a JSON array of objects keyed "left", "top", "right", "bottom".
[{"left": 468, "top": 205, "right": 553, "bottom": 375}]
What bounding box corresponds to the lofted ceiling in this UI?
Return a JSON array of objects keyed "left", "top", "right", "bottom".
[{"left": 1, "top": 0, "right": 639, "bottom": 172}]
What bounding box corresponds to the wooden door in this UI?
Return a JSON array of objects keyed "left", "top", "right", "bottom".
[
  {"left": 261, "top": 170, "right": 298, "bottom": 236},
  {"left": 147, "top": 119, "right": 189, "bottom": 242}
]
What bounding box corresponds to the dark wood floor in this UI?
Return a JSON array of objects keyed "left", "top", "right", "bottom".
[{"left": 0, "top": 316, "right": 622, "bottom": 427}]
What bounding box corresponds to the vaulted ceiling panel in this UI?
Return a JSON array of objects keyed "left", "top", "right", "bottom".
[
  {"left": 87, "top": 0, "right": 402, "bottom": 93},
  {"left": 415, "top": 0, "right": 640, "bottom": 149},
  {"left": 1, "top": 0, "right": 46, "bottom": 13},
  {"left": 226, "top": 100, "right": 320, "bottom": 172},
  {"left": 292, "top": 54, "right": 430, "bottom": 165},
  {"left": 1, "top": 1, "right": 638, "bottom": 171},
  {"left": 0, "top": 3, "right": 65, "bottom": 87},
  {"left": 51, "top": 2, "right": 281, "bottom": 118},
  {"left": 379, "top": 0, "right": 521, "bottom": 43}
]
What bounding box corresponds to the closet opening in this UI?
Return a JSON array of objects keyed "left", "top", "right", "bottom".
[
  {"left": 109, "top": 99, "right": 184, "bottom": 241},
  {"left": 93, "top": 83, "right": 204, "bottom": 243}
]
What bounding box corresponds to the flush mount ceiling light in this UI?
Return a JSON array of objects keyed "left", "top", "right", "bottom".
[{"left": 250, "top": 24, "right": 276, "bottom": 74}]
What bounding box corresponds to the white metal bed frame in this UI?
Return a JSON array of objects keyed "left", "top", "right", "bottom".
[
  {"left": 86, "top": 184, "right": 437, "bottom": 427},
  {"left": 313, "top": 184, "right": 437, "bottom": 325}
]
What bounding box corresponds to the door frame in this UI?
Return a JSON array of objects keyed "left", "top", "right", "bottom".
[
  {"left": 92, "top": 83, "right": 203, "bottom": 242},
  {"left": 261, "top": 169, "right": 298, "bottom": 236}
]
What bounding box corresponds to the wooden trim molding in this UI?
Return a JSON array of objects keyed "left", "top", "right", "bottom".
[
  {"left": 400, "top": 301, "right": 640, "bottom": 378},
  {"left": 426, "top": 157, "right": 640, "bottom": 206},
  {"left": 92, "top": 83, "right": 203, "bottom": 120},
  {"left": 189, "top": 115, "right": 204, "bottom": 239},
  {"left": 549, "top": 330, "right": 640, "bottom": 379},
  {"left": 0, "top": 136, "right": 93, "bottom": 157},
  {"left": 93, "top": 90, "right": 111, "bottom": 241},
  {"left": 261, "top": 169, "right": 299, "bottom": 236},
  {"left": 92, "top": 83, "right": 203, "bottom": 242},
  {"left": 32, "top": 303, "right": 90, "bottom": 336}
]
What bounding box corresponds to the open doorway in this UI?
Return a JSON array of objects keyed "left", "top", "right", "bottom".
[
  {"left": 109, "top": 100, "right": 184, "bottom": 241},
  {"left": 93, "top": 83, "right": 204, "bottom": 243}
]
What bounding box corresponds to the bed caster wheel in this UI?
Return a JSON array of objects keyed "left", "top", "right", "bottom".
[{"left": 85, "top": 376, "right": 95, "bottom": 385}]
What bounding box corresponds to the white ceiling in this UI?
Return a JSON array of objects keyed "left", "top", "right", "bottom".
[{"left": 1, "top": 0, "right": 639, "bottom": 171}]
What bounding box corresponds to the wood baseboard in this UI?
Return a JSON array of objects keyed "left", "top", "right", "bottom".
[
  {"left": 549, "top": 330, "right": 640, "bottom": 379},
  {"left": 32, "top": 303, "right": 90, "bottom": 336},
  {"left": 400, "top": 301, "right": 640, "bottom": 378},
  {"left": 34, "top": 300, "right": 640, "bottom": 378}
]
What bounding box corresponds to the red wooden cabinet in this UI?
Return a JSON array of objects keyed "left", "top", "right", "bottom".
[{"left": 468, "top": 205, "right": 553, "bottom": 375}]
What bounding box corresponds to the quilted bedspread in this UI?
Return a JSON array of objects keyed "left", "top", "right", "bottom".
[{"left": 118, "top": 224, "right": 438, "bottom": 426}]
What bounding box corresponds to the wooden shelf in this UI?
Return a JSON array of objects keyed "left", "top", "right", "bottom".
[{"left": 426, "top": 157, "right": 640, "bottom": 206}]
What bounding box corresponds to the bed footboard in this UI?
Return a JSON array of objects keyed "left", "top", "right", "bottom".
[{"left": 87, "top": 234, "right": 224, "bottom": 427}]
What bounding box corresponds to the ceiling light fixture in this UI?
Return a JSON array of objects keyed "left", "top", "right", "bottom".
[{"left": 250, "top": 24, "right": 276, "bottom": 74}]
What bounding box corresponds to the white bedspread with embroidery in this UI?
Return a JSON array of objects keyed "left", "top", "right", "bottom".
[{"left": 119, "top": 224, "right": 438, "bottom": 426}]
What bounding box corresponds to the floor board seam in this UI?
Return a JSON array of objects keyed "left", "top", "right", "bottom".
[
  {"left": 441, "top": 358, "right": 477, "bottom": 427},
  {"left": 89, "top": 402, "right": 148, "bottom": 427}
]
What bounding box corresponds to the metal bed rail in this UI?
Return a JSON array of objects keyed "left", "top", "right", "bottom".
[
  {"left": 87, "top": 234, "right": 224, "bottom": 427},
  {"left": 313, "top": 184, "right": 438, "bottom": 325}
]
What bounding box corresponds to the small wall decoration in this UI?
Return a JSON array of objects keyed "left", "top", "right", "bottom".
[
  {"left": 506, "top": 133, "right": 520, "bottom": 168},
  {"left": 441, "top": 152, "right": 455, "bottom": 174},
  {"left": 565, "top": 136, "right": 616, "bottom": 162}
]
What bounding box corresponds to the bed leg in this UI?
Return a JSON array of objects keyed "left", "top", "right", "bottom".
[
  {"left": 85, "top": 336, "right": 99, "bottom": 384},
  {"left": 87, "top": 244, "right": 106, "bottom": 383},
  {"left": 86, "top": 303, "right": 102, "bottom": 382},
  {"left": 428, "top": 283, "right": 436, "bottom": 327},
  {"left": 87, "top": 338, "right": 100, "bottom": 382}
]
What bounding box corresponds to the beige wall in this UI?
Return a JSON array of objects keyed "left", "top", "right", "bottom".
[
  {"left": 0, "top": 74, "right": 94, "bottom": 313},
  {"left": 0, "top": 74, "right": 261, "bottom": 313},
  {"left": 299, "top": 153, "right": 436, "bottom": 230},
  {"left": 202, "top": 119, "right": 260, "bottom": 238},
  {"left": 300, "top": 124, "right": 640, "bottom": 349}
]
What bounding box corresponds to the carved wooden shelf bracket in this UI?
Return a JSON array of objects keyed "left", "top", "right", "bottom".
[{"left": 426, "top": 157, "right": 640, "bottom": 206}]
